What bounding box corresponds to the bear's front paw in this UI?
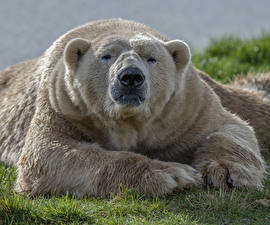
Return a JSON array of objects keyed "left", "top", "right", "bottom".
[
  {"left": 161, "top": 162, "right": 202, "bottom": 189},
  {"left": 142, "top": 161, "right": 202, "bottom": 196},
  {"left": 197, "top": 160, "right": 264, "bottom": 189}
]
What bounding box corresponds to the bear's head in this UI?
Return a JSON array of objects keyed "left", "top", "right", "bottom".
[{"left": 56, "top": 34, "right": 190, "bottom": 120}]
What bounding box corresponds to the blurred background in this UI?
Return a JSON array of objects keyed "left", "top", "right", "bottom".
[{"left": 0, "top": 0, "right": 270, "bottom": 70}]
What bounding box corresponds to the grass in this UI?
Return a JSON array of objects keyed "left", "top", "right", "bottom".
[
  {"left": 192, "top": 34, "right": 270, "bottom": 83},
  {"left": 1, "top": 34, "right": 270, "bottom": 225}
]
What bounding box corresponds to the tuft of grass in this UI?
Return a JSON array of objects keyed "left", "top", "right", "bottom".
[
  {"left": 1, "top": 34, "right": 270, "bottom": 224},
  {"left": 192, "top": 33, "right": 270, "bottom": 83}
]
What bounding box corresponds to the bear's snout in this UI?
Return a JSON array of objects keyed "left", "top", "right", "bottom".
[
  {"left": 110, "top": 66, "right": 148, "bottom": 107},
  {"left": 118, "top": 67, "right": 145, "bottom": 88}
]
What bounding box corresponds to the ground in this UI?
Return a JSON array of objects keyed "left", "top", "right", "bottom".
[{"left": 0, "top": 35, "right": 270, "bottom": 225}]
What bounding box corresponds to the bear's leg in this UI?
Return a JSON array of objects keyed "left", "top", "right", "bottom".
[
  {"left": 15, "top": 121, "right": 201, "bottom": 197},
  {"left": 192, "top": 123, "right": 266, "bottom": 189}
]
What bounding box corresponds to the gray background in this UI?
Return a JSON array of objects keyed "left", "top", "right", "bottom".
[{"left": 0, "top": 0, "right": 270, "bottom": 70}]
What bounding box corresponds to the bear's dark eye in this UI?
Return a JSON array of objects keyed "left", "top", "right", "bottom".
[
  {"left": 147, "top": 57, "right": 156, "bottom": 64},
  {"left": 101, "top": 54, "right": 112, "bottom": 60}
]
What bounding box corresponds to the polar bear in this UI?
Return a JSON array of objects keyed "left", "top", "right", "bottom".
[{"left": 0, "top": 19, "right": 266, "bottom": 197}]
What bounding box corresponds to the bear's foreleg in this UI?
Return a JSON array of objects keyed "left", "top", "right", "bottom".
[
  {"left": 192, "top": 122, "right": 266, "bottom": 189},
  {"left": 15, "top": 121, "right": 201, "bottom": 197}
]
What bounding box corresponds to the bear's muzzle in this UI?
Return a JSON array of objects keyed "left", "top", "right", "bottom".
[{"left": 110, "top": 66, "right": 148, "bottom": 107}]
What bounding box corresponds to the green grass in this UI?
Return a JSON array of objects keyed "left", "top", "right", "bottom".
[
  {"left": 192, "top": 34, "right": 270, "bottom": 83},
  {"left": 1, "top": 34, "right": 270, "bottom": 225}
]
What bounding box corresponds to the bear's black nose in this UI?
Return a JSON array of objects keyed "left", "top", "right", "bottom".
[{"left": 118, "top": 67, "right": 145, "bottom": 88}]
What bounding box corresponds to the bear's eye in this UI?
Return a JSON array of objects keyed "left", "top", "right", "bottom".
[
  {"left": 147, "top": 57, "right": 156, "bottom": 64},
  {"left": 101, "top": 54, "right": 112, "bottom": 61}
]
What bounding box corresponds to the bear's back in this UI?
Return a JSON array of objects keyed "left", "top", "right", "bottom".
[{"left": 0, "top": 59, "right": 38, "bottom": 165}]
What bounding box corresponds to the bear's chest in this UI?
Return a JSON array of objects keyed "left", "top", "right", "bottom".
[
  {"left": 106, "top": 123, "right": 139, "bottom": 150},
  {"left": 104, "top": 124, "right": 195, "bottom": 164}
]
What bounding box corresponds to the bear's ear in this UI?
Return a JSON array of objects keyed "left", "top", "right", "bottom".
[
  {"left": 164, "top": 40, "right": 191, "bottom": 71},
  {"left": 64, "top": 38, "right": 90, "bottom": 70}
]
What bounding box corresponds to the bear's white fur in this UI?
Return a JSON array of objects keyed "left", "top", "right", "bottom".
[{"left": 0, "top": 19, "right": 266, "bottom": 197}]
